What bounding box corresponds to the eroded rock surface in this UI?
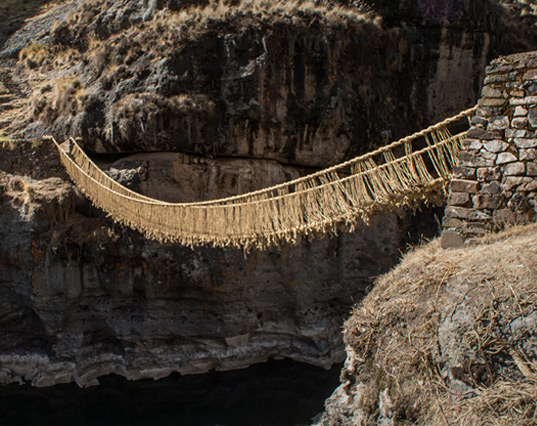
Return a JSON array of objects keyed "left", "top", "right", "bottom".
[
  {"left": 3, "top": 0, "right": 537, "bottom": 165},
  {"left": 100, "top": 151, "right": 303, "bottom": 202},
  {"left": 0, "top": 142, "right": 439, "bottom": 387}
]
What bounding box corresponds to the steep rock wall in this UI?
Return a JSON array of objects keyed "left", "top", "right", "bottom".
[
  {"left": 5, "top": 0, "right": 537, "bottom": 167},
  {"left": 0, "top": 142, "right": 437, "bottom": 387}
]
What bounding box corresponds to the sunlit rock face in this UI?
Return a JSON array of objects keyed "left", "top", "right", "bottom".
[{"left": 7, "top": 0, "right": 537, "bottom": 167}]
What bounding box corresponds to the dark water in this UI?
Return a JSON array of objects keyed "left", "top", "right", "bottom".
[{"left": 0, "top": 360, "right": 341, "bottom": 426}]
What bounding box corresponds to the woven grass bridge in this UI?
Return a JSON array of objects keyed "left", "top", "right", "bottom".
[{"left": 47, "top": 106, "right": 477, "bottom": 250}]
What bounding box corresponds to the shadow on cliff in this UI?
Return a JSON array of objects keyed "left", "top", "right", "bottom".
[{"left": 365, "top": 0, "right": 537, "bottom": 57}]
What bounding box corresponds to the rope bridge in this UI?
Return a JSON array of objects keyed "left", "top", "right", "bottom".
[{"left": 47, "top": 106, "right": 476, "bottom": 250}]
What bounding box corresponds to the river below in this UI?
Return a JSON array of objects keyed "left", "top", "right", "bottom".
[{"left": 0, "top": 359, "right": 341, "bottom": 426}]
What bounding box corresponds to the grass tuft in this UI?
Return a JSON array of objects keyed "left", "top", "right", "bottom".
[
  {"left": 18, "top": 43, "right": 54, "bottom": 68},
  {"left": 155, "top": 0, "right": 376, "bottom": 35}
]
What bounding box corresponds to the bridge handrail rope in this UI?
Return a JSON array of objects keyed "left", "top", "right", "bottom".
[{"left": 45, "top": 106, "right": 477, "bottom": 250}]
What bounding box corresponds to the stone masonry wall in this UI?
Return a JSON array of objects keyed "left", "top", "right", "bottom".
[{"left": 443, "top": 50, "right": 537, "bottom": 245}]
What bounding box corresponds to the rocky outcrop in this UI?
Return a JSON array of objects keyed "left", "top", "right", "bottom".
[
  {"left": 318, "top": 224, "right": 537, "bottom": 426},
  {"left": 0, "top": 1, "right": 79, "bottom": 59},
  {"left": 3, "top": 0, "right": 537, "bottom": 166}
]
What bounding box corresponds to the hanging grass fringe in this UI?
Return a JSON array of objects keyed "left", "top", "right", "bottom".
[{"left": 45, "top": 106, "right": 477, "bottom": 250}]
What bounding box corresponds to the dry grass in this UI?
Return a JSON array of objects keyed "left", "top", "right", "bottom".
[
  {"left": 28, "top": 75, "right": 86, "bottom": 121},
  {"left": 18, "top": 43, "right": 55, "bottom": 68},
  {"left": 449, "top": 378, "right": 537, "bottom": 426},
  {"left": 345, "top": 224, "right": 537, "bottom": 426},
  {"left": 52, "top": 76, "right": 85, "bottom": 107},
  {"left": 84, "top": 42, "right": 114, "bottom": 75},
  {"left": 18, "top": 43, "right": 82, "bottom": 71},
  {"left": 153, "top": 0, "right": 377, "bottom": 37},
  {"left": 48, "top": 0, "right": 377, "bottom": 56}
]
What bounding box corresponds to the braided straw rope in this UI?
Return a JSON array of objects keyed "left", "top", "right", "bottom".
[{"left": 46, "top": 106, "right": 477, "bottom": 250}]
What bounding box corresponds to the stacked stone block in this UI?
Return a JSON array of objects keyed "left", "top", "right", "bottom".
[{"left": 443, "top": 51, "right": 537, "bottom": 244}]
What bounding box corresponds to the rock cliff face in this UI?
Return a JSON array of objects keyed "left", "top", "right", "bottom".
[
  {"left": 0, "top": 0, "right": 536, "bottom": 388},
  {"left": 0, "top": 142, "right": 436, "bottom": 386},
  {"left": 3, "top": 0, "right": 537, "bottom": 163}
]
